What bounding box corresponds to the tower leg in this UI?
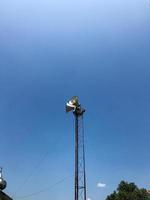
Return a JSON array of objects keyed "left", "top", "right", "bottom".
[
  {"left": 74, "top": 112, "right": 86, "bottom": 200},
  {"left": 75, "top": 113, "right": 78, "bottom": 200}
]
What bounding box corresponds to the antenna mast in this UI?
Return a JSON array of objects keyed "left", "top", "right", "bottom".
[{"left": 66, "top": 97, "right": 87, "bottom": 200}]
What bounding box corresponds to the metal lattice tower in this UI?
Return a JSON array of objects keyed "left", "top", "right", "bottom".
[{"left": 66, "top": 97, "right": 87, "bottom": 200}]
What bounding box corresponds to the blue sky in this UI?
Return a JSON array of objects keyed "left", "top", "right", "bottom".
[{"left": 0, "top": 0, "right": 150, "bottom": 200}]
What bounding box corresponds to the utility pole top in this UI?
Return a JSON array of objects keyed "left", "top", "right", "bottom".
[{"left": 0, "top": 167, "right": 7, "bottom": 191}]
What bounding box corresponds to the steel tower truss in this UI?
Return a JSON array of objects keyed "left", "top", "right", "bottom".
[
  {"left": 66, "top": 97, "right": 87, "bottom": 200},
  {"left": 74, "top": 109, "right": 86, "bottom": 200}
]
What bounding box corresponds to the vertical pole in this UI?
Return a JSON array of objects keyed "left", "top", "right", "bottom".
[
  {"left": 82, "top": 115, "right": 87, "bottom": 200},
  {"left": 74, "top": 112, "right": 78, "bottom": 200},
  {"left": 0, "top": 167, "right": 2, "bottom": 178}
]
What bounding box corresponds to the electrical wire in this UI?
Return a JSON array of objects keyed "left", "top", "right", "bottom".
[
  {"left": 13, "top": 130, "right": 66, "bottom": 197},
  {"left": 14, "top": 175, "right": 72, "bottom": 200},
  {"left": 12, "top": 151, "right": 49, "bottom": 198}
]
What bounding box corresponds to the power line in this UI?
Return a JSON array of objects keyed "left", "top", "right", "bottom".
[
  {"left": 13, "top": 130, "right": 65, "bottom": 197},
  {"left": 14, "top": 175, "right": 72, "bottom": 200},
  {"left": 12, "top": 151, "right": 49, "bottom": 198}
]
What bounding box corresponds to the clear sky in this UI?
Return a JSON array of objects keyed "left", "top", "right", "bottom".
[{"left": 0, "top": 0, "right": 150, "bottom": 200}]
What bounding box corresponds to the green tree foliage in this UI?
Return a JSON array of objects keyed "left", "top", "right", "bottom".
[{"left": 106, "top": 181, "right": 150, "bottom": 200}]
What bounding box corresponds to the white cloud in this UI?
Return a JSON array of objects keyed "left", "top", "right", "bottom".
[
  {"left": 87, "top": 198, "right": 91, "bottom": 200},
  {"left": 97, "top": 182, "right": 106, "bottom": 188}
]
